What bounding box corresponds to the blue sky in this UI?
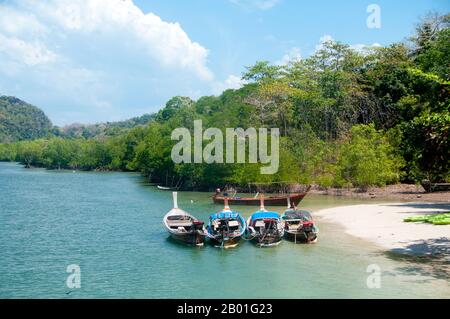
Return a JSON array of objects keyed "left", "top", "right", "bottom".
[{"left": 0, "top": 0, "right": 449, "bottom": 125}]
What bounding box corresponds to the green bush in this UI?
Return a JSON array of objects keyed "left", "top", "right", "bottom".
[
  {"left": 337, "top": 124, "right": 403, "bottom": 189},
  {"left": 0, "top": 143, "right": 16, "bottom": 161}
]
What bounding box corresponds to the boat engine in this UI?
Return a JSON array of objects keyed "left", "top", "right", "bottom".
[
  {"left": 302, "top": 221, "right": 314, "bottom": 232},
  {"left": 193, "top": 221, "right": 204, "bottom": 231}
]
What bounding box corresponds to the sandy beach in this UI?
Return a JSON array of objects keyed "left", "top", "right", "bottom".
[
  {"left": 309, "top": 184, "right": 450, "bottom": 203},
  {"left": 315, "top": 202, "right": 450, "bottom": 257}
]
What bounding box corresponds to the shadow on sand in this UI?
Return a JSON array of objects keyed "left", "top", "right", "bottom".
[
  {"left": 381, "top": 204, "right": 450, "bottom": 280},
  {"left": 384, "top": 202, "right": 450, "bottom": 212},
  {"left": 385, "top": 237, "right": 450, "bottom": 280}
]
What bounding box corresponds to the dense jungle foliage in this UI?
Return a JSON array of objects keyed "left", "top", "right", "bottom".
[{"left": 1, "top": 14, "right": 449, "bottom": 190}]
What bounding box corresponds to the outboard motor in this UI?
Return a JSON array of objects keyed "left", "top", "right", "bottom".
[
  {"left": 302, "top": 221, "right": 314, "bottom": 232},
  {"left": 193, "top": 221, "right": 204, "bottom": 231}
]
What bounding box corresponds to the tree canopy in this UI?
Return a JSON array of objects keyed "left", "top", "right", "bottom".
[{"left": 1, "top": 13, "right": 449, "bottom": 189}]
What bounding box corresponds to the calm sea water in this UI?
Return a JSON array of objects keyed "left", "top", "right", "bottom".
[{"left": 0, "top": 162, "right": 448, "bottom": 298}]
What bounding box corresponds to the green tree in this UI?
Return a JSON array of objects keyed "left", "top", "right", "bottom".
[
  {"left": 42, "top": 138, "right": 78, "bottom": 169},
  {"left": 337, "top": 125, "right": 403, "bottom": 189},
  {"left": 0, "top": 143, "right": 17, "bottom": 161},
  {"left": 16, "top": 140, "right": 46, "bottom": 168},
  {"left": 401, "top": 112, "right": 450, "bottom": 182}
]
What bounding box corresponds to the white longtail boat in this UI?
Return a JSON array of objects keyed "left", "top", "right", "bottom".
[{"left": 163, "top": 192, "right": 206, "bottom": 246}]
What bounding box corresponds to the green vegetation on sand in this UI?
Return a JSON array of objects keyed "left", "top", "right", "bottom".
[{"left": 404, "top": 213, "right": 450, "bottom": 225}]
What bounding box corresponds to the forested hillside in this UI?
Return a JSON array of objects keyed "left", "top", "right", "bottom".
[
  {"left": 0, "top": 96, "right": 53, "bottom": 143},
  {"left": 0, "top": 14, "right": 448, "bottom": 190},
  {"left": 56, "top": 113, "right": 156, "bottom": 139}
]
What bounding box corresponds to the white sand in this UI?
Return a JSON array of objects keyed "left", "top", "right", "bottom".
[{"left": 315, "top": 202, "right": 450, "bottom": 256}]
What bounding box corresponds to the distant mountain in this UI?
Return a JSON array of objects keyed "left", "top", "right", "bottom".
[
  {"left": 57, "top": 113, "right": 156, "bottom": 139},
  {"left": 0, "top": 95, "right": 156, "bottom": 142},
  {"left": 0, "top": 96, "right": 53, "bottom": 143}
]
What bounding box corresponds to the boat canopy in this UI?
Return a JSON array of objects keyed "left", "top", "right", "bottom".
[
  {"left": 283, "top": 210, "right": 313, "bottom": 221},
  {"left": 210, "top": 211, "right": 240, "bottom": 220},
  {"left": 251, "top": 211, "right": 280, "bottom": 220}
]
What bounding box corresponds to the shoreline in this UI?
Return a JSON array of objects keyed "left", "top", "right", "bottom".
[
  {"left": 314, "top": 202, "right": 450, "bottom": 259},
  {"left": 2, "top": 163, "right": 450, "bottom": 202},
  {"left": 308, "top": 184, "right": 450, "bottom": 203}
]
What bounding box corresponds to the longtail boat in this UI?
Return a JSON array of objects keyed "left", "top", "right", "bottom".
[
  {"left": 158, "top": 185, "right": 178, "bottom": 191},
  {"left": 212, "top": 186, "right": 311, "bottom": 206},
  {"left": 281, "top": 197, "right": 318, "bottom": 244},
  {"left": 245, "top": 196, "right": 284, "bottom": 247},
  {"left": 421, "top": 180, "right": 450, "bottom": 193},
  {"left": 163, "top": 192, "right": 206, "bottom": 246},
  {"left": 206, "top": 198, "right": 246, "bottom": 248}
]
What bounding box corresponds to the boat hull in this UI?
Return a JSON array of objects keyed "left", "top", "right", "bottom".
[
  {"left": 284, "top": 231, "right": 317, "bottom": 243},
  {"left": 168, "top": 231, "right": 205, "bottom": 246},
  {"left": 208, "top": 235, "right": 242, "bottom": 248},
  {"left": 158, "top": 186, "right": 177, "bottom": 191},
  {"left": 421, "top": 181, "right": 450, "bottom": 193},
  {"left": 252, "top": 235, "right": 283, "bottom": 247},
  {"left": 213, "top": 192, "right": 309, "bottom": 206}
]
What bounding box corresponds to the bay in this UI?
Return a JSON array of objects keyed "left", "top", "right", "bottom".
[{"left": 0, "top": 162, "right": 448, "bottom": 298}]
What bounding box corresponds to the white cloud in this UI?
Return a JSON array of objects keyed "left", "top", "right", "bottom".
[
  {"left": 212, "top": 74, "right": 245, "bottom": 95},
  {"left": 314, "top": 35, "right": 382, "bottom": 55},
  {"left": 8, "top": 0, "right": 212, "bottom": 80},
  {"left": 0, "top": 0, "right": 215, "bottom": 124},
  {"left": 0, "top": 34, "right": 57, "bottom": 66},
  {"left": 229, "top": 0, "right": 282, "bottom": 10},
  {"left": 255, "top": 0, "right": 282, "bottom": 10},
  {"left": 349, "top": 42, "right": 382, "bottom": 54},
  {"left": 276, "top": 47, "right": 301, "bottom": 65},
  {"left": 315, "top": 34, "right": 335, "bottom": 52},
  {"left": 0, "top": 5, "right": 47, "bottom": 36}
]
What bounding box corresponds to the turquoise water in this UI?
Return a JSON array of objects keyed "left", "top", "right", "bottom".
[{"left": 0, "top": 162, "right": 448, "bottom": 298}]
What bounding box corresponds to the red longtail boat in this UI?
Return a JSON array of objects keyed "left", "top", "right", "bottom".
[{"left": 212, "top": 186, "right": 311, "bottom": 206}]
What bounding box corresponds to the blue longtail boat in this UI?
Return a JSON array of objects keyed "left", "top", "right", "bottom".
[
  {"left": 206, "top": 198, "right": 246, "bottom": 248},
  {"left": 245, "top": 196, "right": 284, "bottom": 247}
]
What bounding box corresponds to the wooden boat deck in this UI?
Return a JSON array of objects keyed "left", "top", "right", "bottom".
[{"left": 212, "top": 187, "right": 311, "bottom": 206}]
